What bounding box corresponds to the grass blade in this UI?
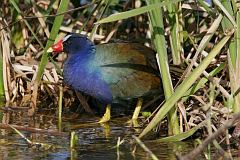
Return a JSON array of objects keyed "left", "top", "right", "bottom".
[
  {"left": 31, "top": 0, "right": 69, "bottom": 114},
  {"left": 96, "top": 0, "right": 182, "bottom": 24},
  {"left": 155, "top": 120, "right": 207, "bottom": 142}
]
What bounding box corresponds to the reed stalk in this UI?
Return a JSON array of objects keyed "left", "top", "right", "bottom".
[
  {"left": 146, "top": 0, "right": 180, "bottom": 135},
  {"left": 216, "top": 0, "right": 240, "bottom": 113}
]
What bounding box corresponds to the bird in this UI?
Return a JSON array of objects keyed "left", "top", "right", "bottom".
[{"left": 47, "top": 33, "right": 162, "bottom": 123}]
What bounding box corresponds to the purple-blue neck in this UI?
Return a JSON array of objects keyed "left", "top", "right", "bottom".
[{"left": 62, "top": 34, "right": 113, "bottom": 104}]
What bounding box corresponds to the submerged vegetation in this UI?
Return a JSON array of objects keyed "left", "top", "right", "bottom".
[{"left": 1, "top": 0, "right": 240, "bottom": 159}]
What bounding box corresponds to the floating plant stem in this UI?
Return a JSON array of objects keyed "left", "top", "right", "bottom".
[{"left": 58, "top": 84, "right": 63, "bottom": 131}]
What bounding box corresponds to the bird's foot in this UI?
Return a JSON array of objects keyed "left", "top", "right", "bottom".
[
  {"left": 98, "top": 105, "right": 111, "bottom": 123},
  {"left": 98, "top": 115, "right": 110, "bottom": 123},
  {"left": 127, "top": 119, "right": 140, "bottom": 128}
]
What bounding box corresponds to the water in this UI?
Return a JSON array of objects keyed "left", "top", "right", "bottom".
[{"left": 0, "top": 112, "right": 200, "bottom": 160}]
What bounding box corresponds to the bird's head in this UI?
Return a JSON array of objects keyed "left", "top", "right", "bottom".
[{"left": 47, "top": 34, "right": 95, "bottom": 55}]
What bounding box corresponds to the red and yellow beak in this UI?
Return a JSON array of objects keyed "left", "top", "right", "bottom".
[{"left": 47, "top": 40, "right": 64, "bottom": 53}]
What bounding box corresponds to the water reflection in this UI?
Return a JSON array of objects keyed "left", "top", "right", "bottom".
[{"left": 0, "top": 111, "right": 200, "bottom": 160}]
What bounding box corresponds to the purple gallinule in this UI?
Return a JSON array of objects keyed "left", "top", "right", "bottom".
[{"left": 48, "top": 33, "right": 161, "bottom": 123}]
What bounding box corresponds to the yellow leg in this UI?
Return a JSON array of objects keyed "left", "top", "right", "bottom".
[
  {"left": 98, "top": 104, "right": 111, "bottom": 123},
  {"left": 132, "top": 98, "right": 143, "bottom": 120}
]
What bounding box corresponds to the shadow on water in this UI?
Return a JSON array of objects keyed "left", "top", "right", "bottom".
[{"left": 0, "top": 109, "right": 201, "bottom": 160}]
